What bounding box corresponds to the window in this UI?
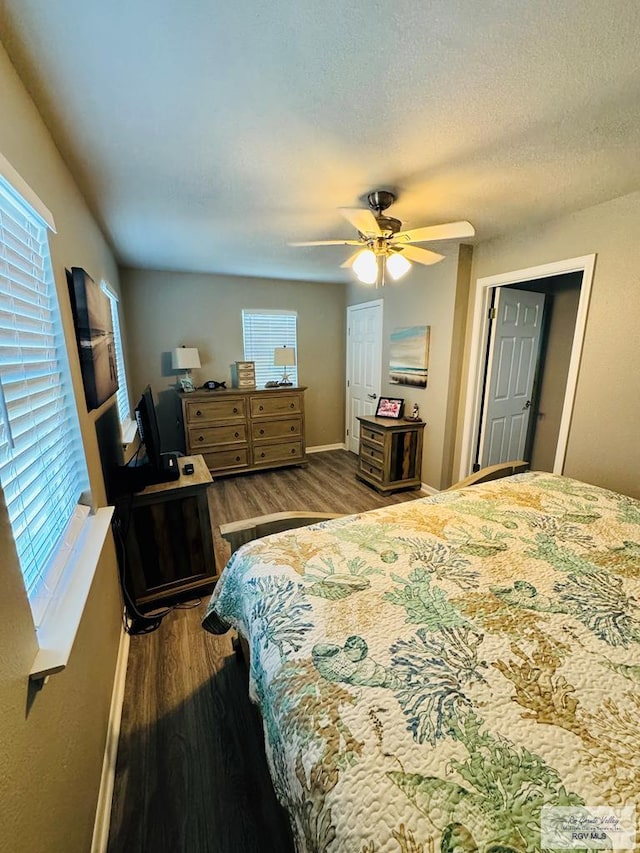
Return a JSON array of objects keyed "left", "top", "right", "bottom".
[
  {"left": 242, "top": 310, "right": 298, "bottom": 387},
  {"left": 103, "top": 283, "right": 133, "bottom": 433},
  {"left": 0, "top": 174, "right": 89, "bottom": 626}
]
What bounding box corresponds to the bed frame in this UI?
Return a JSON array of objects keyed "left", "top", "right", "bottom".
[{"left": 444, "top": 459, "right": 529, "bottom": 490}]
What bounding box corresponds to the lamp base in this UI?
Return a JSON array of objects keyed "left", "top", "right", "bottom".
[{"left": 178, "top": 372, "right": 196, "bottom": 393}]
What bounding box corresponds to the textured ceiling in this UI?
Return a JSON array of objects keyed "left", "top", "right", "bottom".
[{"left": 2, "top": 0, "right": 640, "bottom": 282}]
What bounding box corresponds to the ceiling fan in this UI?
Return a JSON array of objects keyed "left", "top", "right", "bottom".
[{"left": 290, "top": 190, "right": 475, "bottom": 287}]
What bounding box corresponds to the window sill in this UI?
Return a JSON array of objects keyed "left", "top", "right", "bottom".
[
  {"left": 121, "top": 418, "right": 139, "bottom": 464},
  {"left": 30, "top": 506, "right": 114, "bottom": 682}
]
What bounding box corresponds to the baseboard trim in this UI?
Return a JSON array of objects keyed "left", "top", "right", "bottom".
[
  {"left": 91, "top": 622, "right": 130, "bottom": 853},
  {"left": 307, "top": 443, "right": 347, "bottom": 454},
  {"left": 420, "top": 482, "right": 440, "bottom": 495}
]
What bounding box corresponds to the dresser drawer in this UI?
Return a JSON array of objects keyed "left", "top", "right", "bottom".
[
  {"left": 359, "top": 457, "right": 383, "bottom": 482},
  {"left": 188, "top": 423, "right": 247, "bottom": 448},
  {"left": 253, "top": 440, "right": 303, "bottom": 465},
  {"left": 251, "top": 394, "right": 302, "bottom": 418},
  {"left": 202, "top": 447, "right": 249, "bottom": 471},
  {"left": 185, "top": 397, "right": 246, "bottom": 423},
  {"left": 360, "top": 424, "right": 384, "bottom": 445},
  {"left": 360, "top": 439, "right": 384, "bottom": 464},
  {"left": 252, "top": 417, "right": 301, "bottom": 441}
]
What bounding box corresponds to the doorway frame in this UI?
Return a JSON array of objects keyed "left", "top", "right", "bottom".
[
  {"left": 458, "top": 254, "right": 596, "bottom": 480},
  {"left": 345, "top": 298, "right": 384, "bottom": 451}
]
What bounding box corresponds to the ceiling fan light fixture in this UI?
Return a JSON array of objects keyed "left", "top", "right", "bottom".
[
  {"left": 386, "top": 252, "right": 412, "bottom": 281},
  {"left": 352, "top": 249, "right": 378, "bottom": 284}
]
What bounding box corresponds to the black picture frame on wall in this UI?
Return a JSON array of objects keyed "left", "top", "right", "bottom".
[
  {"left": 375, "top": 396, "right": 405, "bottom": 419},
  {"left": 67, "top": 267, "right": 118, "bottom": 411}
]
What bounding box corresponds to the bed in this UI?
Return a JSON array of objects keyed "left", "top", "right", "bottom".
[{"left": 203, "top": 472, "right": 640, "bottom": 852}]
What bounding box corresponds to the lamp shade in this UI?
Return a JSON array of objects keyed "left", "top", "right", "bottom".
[
  {"left": 386, "top": 252, "right": 412, "bottom": 281},
  {"left": 352, "top": 249, "right": 378, "bottom": 285},
  {"left": 274, "top": 346, "right": 296, "bottom": 367},
  {"left": 172, "top": 347, "right": 201, "bottom": 370}
]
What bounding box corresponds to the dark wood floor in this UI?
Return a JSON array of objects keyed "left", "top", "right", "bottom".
[{"left": 107, "top": 450, "right": 422, "bottom": 853}]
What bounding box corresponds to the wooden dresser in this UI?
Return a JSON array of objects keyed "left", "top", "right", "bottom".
[
  {"left": 180, "top": 386, "right": 307, "bottom": 476},
  {"left": 356, "top": 414, "right": 425, "bottom": 493}
]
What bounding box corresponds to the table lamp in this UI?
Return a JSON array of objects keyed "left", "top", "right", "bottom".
[
  {"left": 274, "top": 346, "right": 295, "bottom": 386},
  {"left": 172, "top": 346, "right": 201, "bottom": 392}
]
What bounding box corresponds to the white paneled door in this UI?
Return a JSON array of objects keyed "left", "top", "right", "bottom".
[
  {"left": 346, "top": 300, "right": 383, "bottom": 453},
  {"left": 479, "top": 288, "right": 545, "bottom": 467}
]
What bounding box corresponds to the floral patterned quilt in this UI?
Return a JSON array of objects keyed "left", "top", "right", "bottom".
[{"left": 203, "top": 472, "right": 640, "bottom": 853}]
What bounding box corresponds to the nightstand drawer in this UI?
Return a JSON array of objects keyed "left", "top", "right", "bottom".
[
  {"left": 251, "top": 394, "right": 302, "bottom": 417},
  {"left": 360, "top": 439, "right": 384, "bottom": 464},
  {"left": 359, "top": 458, "right": 383, "bottom": 482},
  {"left": 360, "top": 424, "right": 384, "bottom": 445},
  {"left": 202, "top": 447, "right": 249, "bottom": 471},
  {"left": 253, "top": 440, "right": 303, "bottom": 465},
  {"left": 188, "top": 424, "right": 247, "bottom": 447},
  {"left": 252, "top": 417, "right": 302, "bottom": 441},
  {"left": 185, "top": 397, "right": 246, "bottom": 423}
]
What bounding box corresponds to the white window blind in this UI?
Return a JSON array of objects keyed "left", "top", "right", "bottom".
[
  {"left": 103, "top": 284, "right": 131, "bottom": 426},
  {"left": 242, "top": 310, "right": 298, "bottom": 387},
  {"left": 0, "top": 176, "right": 89, "bottom": 623}
]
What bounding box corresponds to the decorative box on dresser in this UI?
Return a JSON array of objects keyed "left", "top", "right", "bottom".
[
  {"left": 180, "top": 386, "right": 308, "bottom": 476},
  {"left": 356, "top": 414, "right": 425, "bottom": 493}
]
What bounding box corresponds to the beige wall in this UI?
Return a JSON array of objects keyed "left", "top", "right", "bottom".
[
  {"left": 461, "top": 192, "right": 640, "bottom": 498},
  {"left": 530, "top": 282, "right": 581, "bottom": 471},
  {"left": 347, "top": 247, "right": 471, "bottom": 490},
  {"left": 0, "top": 42, "right": 123, "bottom": 852},
  {"left": 119, "top": 268, "right": 346, "bottom": 450}
]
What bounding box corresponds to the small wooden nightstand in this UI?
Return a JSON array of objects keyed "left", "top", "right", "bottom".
[
  {"left": 356, "top": 415, "right": 425, "bottom": 493},
  {"left": 116, "top": 454, "right": 216, "bottom": 610}
]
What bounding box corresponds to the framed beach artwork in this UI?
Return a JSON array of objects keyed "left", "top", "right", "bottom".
[
  {"left": 67, "top": 267, "right": 118, "bottom": 411},
  {"left": 389, "top": 325, "right": 430, "bottom": 388}
]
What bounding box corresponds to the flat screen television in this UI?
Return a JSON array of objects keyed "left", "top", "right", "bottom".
[{"left": 133, "top": 385, "right": 179, "bottom": 485}]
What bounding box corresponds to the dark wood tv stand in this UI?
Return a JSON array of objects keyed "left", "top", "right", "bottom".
[{"left": 116, "top": 454, "right": 216, "bottom": 610}]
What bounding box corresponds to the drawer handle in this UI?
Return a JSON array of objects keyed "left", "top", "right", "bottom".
[
  {"left": 233, "top": 407, "right": 238, "bottom": 414},
  {"left": 290, "top": 425, "right": 295, "bottom": 432},
  {"left": 234, "top": 431, "right": 239, "bottom": 438},
  {"left": 370, "top": 449, "right": 374, "bottom": 456},
  {"left": 259, "top": 428, "right": 265, "bottom": 435},
  {"left": 236, "top": 456, "right": 241, "bottom": 462},
  {"left": 196, "top": 410, "right": 202, "bottom": 417},
  {"left": 260, "top": 452, "right": 266, "bottom": 458},
  {"left": 290, "top": 448, "right": 296, "bottom": 454},
  {"left": 198, "top": 435, "right": 204, "bottom": 442},
  {"left": 290, "top": 403, "right": 294, "bottom": 408},
  {"left": 259, "top": 405, "right": 264, "bottom": 411}
]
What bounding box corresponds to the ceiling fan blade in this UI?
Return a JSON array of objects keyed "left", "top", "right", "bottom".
[
  {"left": 289, "top": 239, "right": 363, "bottom": 247},
  {"left": 393, "top": 220, "right": 475, "bottom": 244},
  {"left": 340, "top": 249, "right": 365, "bottom": 269},
  {"left": 339, "top": 208, "right": 382, "bottom": 237},
  {"left": 396, "top": 245, "right": 445, "bottom": 266}
]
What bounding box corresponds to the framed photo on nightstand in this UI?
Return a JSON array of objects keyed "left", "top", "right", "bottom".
[{"left": 375, "top": 397, "right": 404, "bottom": 419}]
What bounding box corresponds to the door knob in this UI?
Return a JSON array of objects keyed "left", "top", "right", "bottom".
[
  {"left": 367, "top": 393, "right": 377, "bottom": 399},
  {"left": 522, "top": 399, "right": 532, "bottom": 410}
]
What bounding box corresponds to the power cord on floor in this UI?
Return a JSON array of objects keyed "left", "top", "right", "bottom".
[{"left": 112, "top": 513, "right": 202, "bottom": 636}]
